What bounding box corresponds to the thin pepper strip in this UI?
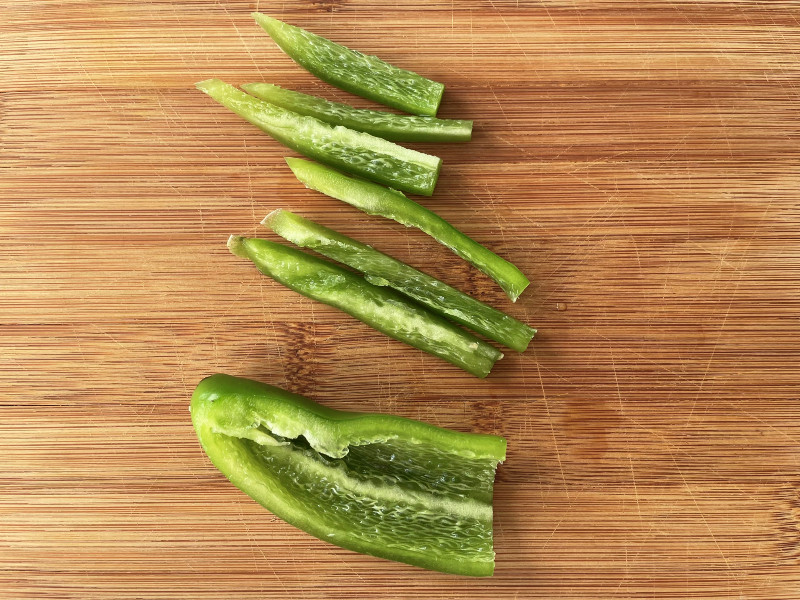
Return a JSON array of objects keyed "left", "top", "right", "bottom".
[
  {"left": 191, "top": 374, "right": 505, "bottom": 576},
  {"left": 252, "top": 13, "right": 444, "bottom": 117},
  {"left": 228, "top": 236, "right": 503, "bottom": 377},
  {"left": 286, "top": 158, "right": 530, "bottom": 302},
  {"left": 241, "top": 83, "right": 472, "bottom": 143},
  {"left": 196, "top": 79, "right": 441, "bottom": 196},
  {"left": 264, "top": 209, "right": 535, "bottom": 352}
]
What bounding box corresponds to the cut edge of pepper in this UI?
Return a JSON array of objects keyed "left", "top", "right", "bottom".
[{"left": 192, "top": 374, "right": 508, "bottom": 462}]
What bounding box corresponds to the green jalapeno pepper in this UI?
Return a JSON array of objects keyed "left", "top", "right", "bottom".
[
  {"left": 191, "top": 374, "right": 505, "bottom": 576},
  {"left": 228, "top": 235, "right": 503, "bottom": 377},
  {"left": 264, "top": 209, "right": 535, "bottom": 351},
  {"left": 286, "top": 158, "right": 530, "bottom": 301},
  {"left": 196, "top": 79, "right": 441, "bottom": 196},
  {"left": 252, "top": 13, "right": 445, "bottom": 117},
  {"left": 241, "top": 83, "right": 472, "bottom": 143}
]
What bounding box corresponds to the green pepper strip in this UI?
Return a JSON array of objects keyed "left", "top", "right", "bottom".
[
  {"left": 286, "top": 158, "right": 530, "bottom": 302},
  {"left": 252, "top": 13, "right": 444, "bottom": 117},
  {"left": 196, "top": 79, "right": 441, "bottom": 197},
  {"left": 191, "top": 374, "right": 505, "bottom": 576},
  {"left": 241, "top": 83, "right": 472, "bottom": 143},
  {"left": 264, "top": 209, "right": 535, "bottom": 352},
  {"left": 228, "top": 236, "right": 503, "bottom": 377}
]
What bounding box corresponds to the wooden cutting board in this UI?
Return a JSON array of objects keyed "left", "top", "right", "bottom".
[{"left": 3, "top": 1, "right": 799, "bottom": 598}]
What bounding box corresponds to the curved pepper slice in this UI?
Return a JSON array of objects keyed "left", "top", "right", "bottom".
[
  {"left": 286, "top": 157, "right": 531, "bottom": 302},
  {"left": 252, "top": 13, "right": 444, "bottom": 116},
  {"left": 196, "top": 79, "right": 442, "bottom": 196},
  {"left": 264, "top": 209, "right": 536, "bottom": 352},
  {"left": 191, "top": 374, "right": 506, "bottom": 576},
  {"left": 228, "top": 235, "right": 503, "bottom": 378},
  {"left": 241, "top": 83, "right": 472, "bottom": 143}
]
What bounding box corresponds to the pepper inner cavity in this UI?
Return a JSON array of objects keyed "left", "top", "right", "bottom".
[
  {"left": 228, "top": 426, "right": 499, "bottom": 504},
  {"left": 234, "top": 432, "right": 497, "bottom": 560}
]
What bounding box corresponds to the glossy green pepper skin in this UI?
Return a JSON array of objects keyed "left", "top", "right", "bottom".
[
  {"left": 191, "top": 374, "right": 506, "bottom": 576},
  {"left": 252, "top": 13, "right": 444, "bottom": 116}
]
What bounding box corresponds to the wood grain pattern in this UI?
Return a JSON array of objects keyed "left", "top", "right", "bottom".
[{"left": 2, "top": 0, "right": 799, "bottom": 598}]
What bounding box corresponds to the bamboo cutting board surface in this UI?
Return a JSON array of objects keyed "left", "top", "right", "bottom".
[{"left": 3, "top": 1, "right": 800, "bottom": 598}]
